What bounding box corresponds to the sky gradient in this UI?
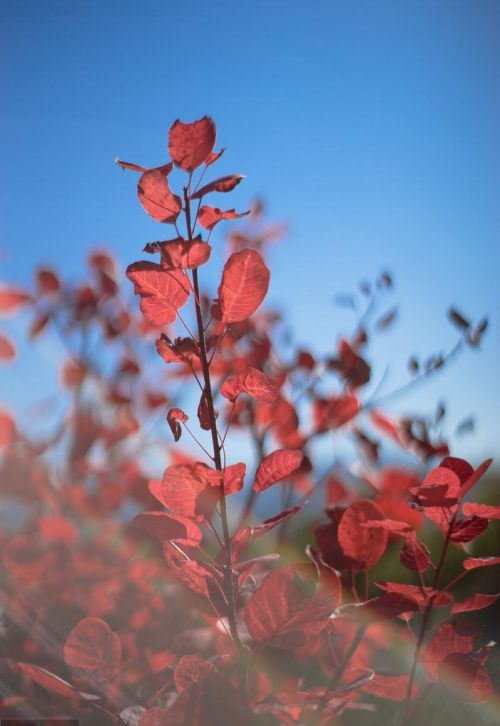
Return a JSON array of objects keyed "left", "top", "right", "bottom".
[{"left": 1, "top": 0, "right": 499, "bottom": 461}]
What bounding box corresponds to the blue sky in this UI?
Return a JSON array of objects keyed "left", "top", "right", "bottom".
[{"left": 1, "top": 0, "right": 499, "bottom": 462}]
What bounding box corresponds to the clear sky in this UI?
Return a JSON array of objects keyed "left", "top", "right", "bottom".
[{"left": 1, "top": 0, "right": 499, "bottom": 462}]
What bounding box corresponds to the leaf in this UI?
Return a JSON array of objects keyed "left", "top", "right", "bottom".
[
  {"left": 0, "top": 286, "right": 32, "bottom": 315},
  {"left": 245, "top": 563, "right": 337, "bottom": 649},
  {"left": 360, "top": 519, "right": 413, "bottom": 537},
  {"left": 191, "top": 174, "right": 245, "bottom": 200},
  {"left": 451, "top": 593, "right": 499, "bottom": 615},
  {"left": 205, "top": 148, "right": 225, "bottom": 165},
  {"left": 168, "top": 116, "right": 216, "bottom": 171},
  {"left": 376, "top": 582, "right": 453, "bottom": 609},
  {"left": 36, "top": 267, "right": 61, "bottom": 294},
  {"left": 220, "top": 367, "right": 278, "bottom": 404},
  {"left": 0, "top": 408, "right": 16, "bottom": 448},
  {"left": 0, "top": 333, "right": 16, "bottom": 362},
  {"left": 116, "top": 158, "right": 148, "bottom": 172},
  {"left": 438, "top": 653, "right": 493, "bottom": 703},
  {"left": 460, "top": 458, "right": 493, "bottom": 496},
  {"left": 137, "top": 164, "right": 182, "bottom": 223},
  {"left": 463, "top": 556, "right": 500, "bottom": 570},
  {"left": 447, "top": 307, "right": 471, "bottom": 331},
  {"left": 361, "top": 673, "right": 417, "bottom": 701},
  {"left": 338, "top": 500, "right": 388, "bottom": 571},
  {"left": 197, "top": 389, "right": 212, "bottom": 430},
  {"left": 198, "top": 206, "right": 250, "bottom": 230},
  {"left": 167, "top": 407, "right": 188, "bottom": 442},
  {"left": 157, "top": 238, "right": 211, "bottom": 270},
  {"left": 139, "top": 707, "right": 172, "bottom": 726},
  {"left": 156, "top": 463, "right": 220, "bottom": 517},
  {"left": 462, "top": 503, "right": 500, "bottom": 519},
  {"left": 222, "top": 462, "right": 246, "bottom": 494},
  {"left": 214, "top": 249, "right": 270, "bottom": 323},
  {"left": 450, "top": 516, "right": 488, "bottom": 543},
  {"left": 254, "top": 449, "right": 304, "bottom": 492},
  {"left": 399, "top": 537, "right": 431, "bottom": 572},
  {"left": 63, "top": 617, "right": 121, "bottom": 678},
  {"left": 133, "top": 511, "right": 202, "bottom": 546},
  {"left": 126, "top": 262, "right": 190, "bottom": 325},
  {"left": 17, "top": 663, "right": 81, "bottom": 700},
  {"left": 337, "top": 592, "right": 419, "bottom": 622},
  {"left": 174, "top": 655, "right": 215, "bottom": 693}
]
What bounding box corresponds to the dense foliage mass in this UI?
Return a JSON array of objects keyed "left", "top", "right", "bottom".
[{"left": 0, "top": 117, "right": 498, "bottom": 725}]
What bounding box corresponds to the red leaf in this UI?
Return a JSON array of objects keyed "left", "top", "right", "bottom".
[
  {"left": 197, "top": 389, "right": 212, "bottom": 430},
  {"left": 0, "top": 408, "right": 16, "bottom": 448},
  {"left": 338, "top": 500, "right": 388, "bottom": 571},
  {"left": 220, "top": 367, "right": 278, "bottom": 404},
  {"left": 126, "top": 262, "right": 190, "bottom": 325},
  {"left": 451, "top": 592, "right": 499, "bottom": 615},
  {"left": 63, "top": 617, "right": 121, "bottom": 678},
  {"left": 400, "top": 537, "right": 430, "bottom": 572},
  {"left": 424, "top": 622, "right": 481, "bottom": 671},
  {"left": 361, "top": 519, "right": 413, "bottom": 537},
  {"left": 198, "top": 205, "right": 250, "bottom": 230},
  {"left": 116, "top": 158, "right": 148, "bottom": 172},
  {"left": 338, "top": 592, "right": 419, "bottom": 622},
  {"left": 133, "top": 511, "right": 202, "bottom": 545},
  {"left": 0, "top": 286, "right": 32, "bottom": 315},
  {"left": 245, "top": 563, "right": 337, "bottom": 649},
  {"left": 137, "top": 164, "right": 182, "bottom": 223},
  {"left": 460, "top": 458, "right": 492, "bottom": 496},
  {"left": 463, "top": 556, "right": 500, "bottom": 570},
  {"left": 361, "top": 673, "right": 418, "bottom": 701},
  {"left": 191, "top": 174, "right": 245, "bottom": 200},
  {"left": 440, "top": 456, "right": 474, "bottom": 484},
  {"left": 167, "top": 407, "right": 188, "bottom": 442},
  {"left": 36, "top": 266, "right": 61, "bottom": 294},
  {"left": 174, "top": 655, "right": 215, "bottom": 693},
  {"left": 376, "top": 582, "right": 453, "bottom": 609},
  {"left": 155, "top": 463, "right": 220, "bottom": 517},
  {"left": 214, "top": 249, "right": 270, "bottom": 323},
  {"left": 168, "top": 117, "right": 216, "bottom": 172},
  {"left": 462, "top": 503, "right": 500, "bottom": 519},
  {"left": 0, "top": 333, "right": 16, "bottom": 362},
  {"left": 17, "top": 663, "right": 81, "bottom": 700},
  {"left": 450, "top": 516, "right": 488, "bottom": 543},
  {"left": 205, "top": 148, "right": 225, "bottom": 165},
  {"left": 438, "top": 653, "right": 493, "bottom": 703},
  {"left": 158, "top": 238, "right": 211, "bottom": 270},
  {"left": 254, "top": 449, "right": 304, "bottom": 492},
  {"left": 313, "top": 394, "right": 360, "bottom": 431},
  {"left": 222, "top": 462, "right": 246, "bottom": 494}
]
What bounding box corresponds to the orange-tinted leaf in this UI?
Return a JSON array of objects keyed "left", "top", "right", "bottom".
[
  {"left": 191, "top": 174, "right": 245, "bottom": 200},
  {"left": 137, "top": 164, "right": 182, "bottom": 223},
  {"left": 220, "top": 367, "right": 278, "bottom": 404},
  {"left": 168, "top": 117, "right": 216, "bottom": 172},
  {"left": 214, "top": 249, "right": 270, "bottom": 323},
  {"left": 0, "top": 333, "right": 15, "bottom": 362},
  {"left": 254, "top": 449, "right": 304, "bottom": 492},
  {"left": 167, "top": 407, "right": 188, "bottom": 442},
  {"left": 133, "top": 511, "right": 202, "bottom": 545},
  {"left": 338, "top": 500, "right": 388, "bottom": 571},
  {"left": 17, "top": 663, "right": 81, "bottom": 700},
  {"left": 63, "top": 617, "right": 121, "bottom": 678},
  {"left": 126, "top": 262, "right": 190, "bottom": 325}
]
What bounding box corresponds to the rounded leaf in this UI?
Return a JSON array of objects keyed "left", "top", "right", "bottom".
[
  {"left": 338, "top": 499, "right": 388, "bottom": 571},
  {"left": 168, "top": 116, "right": 216, "bottom": 171},
  {"left": 214, "top": 249, "right": 270, "bottom": 323}
]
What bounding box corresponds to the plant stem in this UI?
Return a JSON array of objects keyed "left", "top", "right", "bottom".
[
  {"left": 184, "top": 188, "right": 241, "bottom": 649},
  {"left": 401, "top": 508, "right": 458, "bottom": 726},
  {"left": 314, "top": 624, "right": 366, "bottom": 721}
]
